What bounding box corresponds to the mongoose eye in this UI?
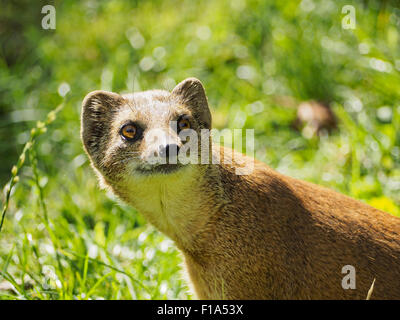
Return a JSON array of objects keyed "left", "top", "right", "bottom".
[
  {"left": 120, "top": 123, "right": 137, "bottom": 141},
  {"left": 178, "top": 116, "right": 191, "bottom": 131}
]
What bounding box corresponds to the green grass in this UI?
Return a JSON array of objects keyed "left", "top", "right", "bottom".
[{"left": 0, "top": 0, "right": 400, "bottom": 299}]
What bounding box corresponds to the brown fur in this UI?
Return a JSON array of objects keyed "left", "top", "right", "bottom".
[{"left": 81, "top": 78, "right": 400, "bottom": 300}]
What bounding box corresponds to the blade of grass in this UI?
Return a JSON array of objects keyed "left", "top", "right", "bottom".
[
  {"left": 0, "top": 100, "right": 66, "bottom": 233},
  {"left": 86, "top": 272, "right": 112, "bottom": 298},
  {"left": 366, "top": 278, "right": 376, "bottom": 300}
]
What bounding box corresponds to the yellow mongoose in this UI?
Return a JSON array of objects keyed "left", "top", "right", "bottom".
[{"left": 81, "top": 77, "right": 400, "bottom": 299}]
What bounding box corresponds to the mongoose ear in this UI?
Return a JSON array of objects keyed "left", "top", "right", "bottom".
[
  {"left": 172, "top": 78, "right": 212, "bottom": 129},
  {"left": 81, "top": 90, "right": 124, "bottom": 159}
]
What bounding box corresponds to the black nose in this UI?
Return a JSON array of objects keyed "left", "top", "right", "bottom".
[{"left": 159, "top": 144, "right": 180, "bottom": 159}]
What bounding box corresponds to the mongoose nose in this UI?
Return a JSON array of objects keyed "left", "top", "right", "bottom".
[{"left": 159, "top": 144, "right": 180, "bottom": 159}]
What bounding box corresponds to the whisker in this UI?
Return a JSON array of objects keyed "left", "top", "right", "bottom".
[{"left": 125, "top": 68, "right": 137, "bottom": 114}]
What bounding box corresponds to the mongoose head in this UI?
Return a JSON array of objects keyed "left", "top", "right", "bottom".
[{"left": 81, "top": 78, "right": 212, "bottom": 185}]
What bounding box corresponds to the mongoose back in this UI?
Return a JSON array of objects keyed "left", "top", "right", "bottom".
[{"left": 81, "top": 77, "right": 400, "bottom": 299}]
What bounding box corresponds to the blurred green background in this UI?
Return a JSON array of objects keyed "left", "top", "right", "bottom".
[{"left": 0, "top": 0, "right": 399, "bottom": 299}]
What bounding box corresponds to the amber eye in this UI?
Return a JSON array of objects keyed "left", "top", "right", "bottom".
[
  {"left": 120, "top": 123, "right": 137, "bottom": 141},
  {"left": 178, "top": 116, "right": 191, "bottom": 131}
]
